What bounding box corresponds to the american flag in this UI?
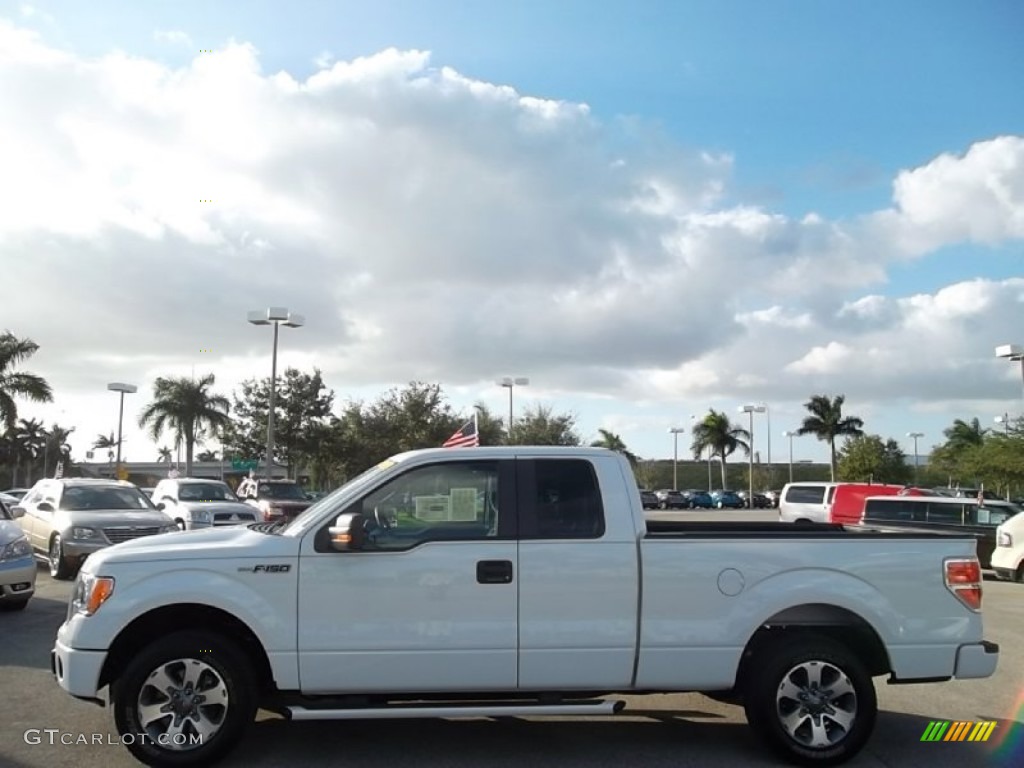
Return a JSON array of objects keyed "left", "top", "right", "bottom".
[{"left": 443, "top": 415, "right": 479, "bottom": 448}]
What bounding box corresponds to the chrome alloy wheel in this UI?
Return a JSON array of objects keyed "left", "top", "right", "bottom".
[
  {"left": 775, "top": 659, "right": 857, "bottom": 748},
  {"left": 136, "top": 658, "right": 230, "bottom": 750}
]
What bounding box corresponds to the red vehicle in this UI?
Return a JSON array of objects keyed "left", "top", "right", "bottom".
[{"left": 828, "top": 483, "right": 926, "bottom": 525}]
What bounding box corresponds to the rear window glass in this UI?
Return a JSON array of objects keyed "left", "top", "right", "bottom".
[{"left": 785, "top": 485, "right": 825, "bottom": 504}]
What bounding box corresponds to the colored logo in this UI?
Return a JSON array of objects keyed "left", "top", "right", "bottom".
[{"left": 920, "top": 721, "right": 997, "bottom": 742}]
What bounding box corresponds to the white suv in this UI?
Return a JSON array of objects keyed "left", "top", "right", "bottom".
[
  {"left": 151, "top": 478, "right": 258, "bottom": 530},
  {"left": 778, "top": 482, "right": 837, "bottom": 524}
]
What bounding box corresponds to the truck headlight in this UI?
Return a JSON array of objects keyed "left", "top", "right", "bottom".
[
  {"left": 159, "top": 524, "right": 179, "bottom": 534},
  {"left": 997, "top": 531, "right": 1013, "bottom": 548},
  {"left": 72, "top": 527, "right": 98, "bottom": 540},
  {"left": 0, "top": 536, "right": 30, "bottom": 561},
  {"left": 191, "top": 509, "right": 212, "bottom": 524},
  {"left": 71, "top": 573, "right": 115, "bottom": 616}
]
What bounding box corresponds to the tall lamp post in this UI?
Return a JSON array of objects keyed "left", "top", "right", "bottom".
[
  {"left": 995, "top": 344, "right": 1024, "bottom": 401},
  {"left": 668, "top": 427, "right": 686, "bottom": 490},
  {"left": 107, "top": 383, "right": 137, "bottom": 477},
  {"left": 782, "top": 430, "right": 797, "bottom": 483},
  {"left": 739, "top": 405, "right": 759, "bottom": 508},
  {"left": 907, "top": 432, "right": 924, "bottom": 485},
  {"left": 248, "top": 307, "right": 304, "bottom": 479},
  {"left": 995, "top": 414, "right": 1011, "bottom": 436},
  {"left": 497, "top": 377, "right": 528, "bottom": 442},
  {"left": 756, "top": 403, "right": 771, "bottom": 487}
]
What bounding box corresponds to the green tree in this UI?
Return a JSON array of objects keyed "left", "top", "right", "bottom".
[
  {"left": 590, "top": 428, "right": 639, "bottom": 465},
  {"left": 929, "top": 417, "right": 996, "bottom": 487},
  {"left": 221, "top": 368, "right": 335, "bottom": 478},
  {"left": 137, "top": 374, "right": 230, "bottom": 477},
  {"left": 10, "top": 417, "right": 45, "bottom": 485},
  {"left": 690, "top": 409, "right": 750, "bottom": 490},
  {"left": 0, "top": 331, "right": 53, "bottom": 433},
  {"left": 511, "top": 404, "right": 581, "bottom": 446},
  {"left": 157, "top": 446, "right": 173, "bottom": 462},
  {"left": 836, "top": 434, "right": 912, "bottom": 484},
  {"left": 797, "top": 394, "right": 865, "bottom": 481},
  {"left": 43, "top": 423, "right": 75, "bottom": 477}
]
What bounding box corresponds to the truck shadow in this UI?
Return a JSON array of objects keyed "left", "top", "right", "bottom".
[
  {"left": 222, "top": 707, "right": 1019, "bottom": 767},
  {"left": 0, "top": 595, "right": 67, "bottom": 670}
]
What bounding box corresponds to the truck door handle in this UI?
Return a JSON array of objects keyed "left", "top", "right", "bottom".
[{"left": 476, "top": 560, "right": 513, "bottom": 584}]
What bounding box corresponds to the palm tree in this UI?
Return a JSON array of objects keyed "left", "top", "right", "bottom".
[
  {"left": 590, "top": 428, "right": 639, "bottom": 465},
  {"left": 797, "top": 394, "right": 865, "bottom": 481},
  {"left": 690, "top": 409, "right": 750, "bottom": 489},
  {"left": 196, "top": 450, "right": 219, "bottom": 462},
  {"left": 93, "top": 432, "right": 117, "bottom": 463},
  {"left": 138, "top": 374, "right": 230, "bottom": 477},
  {"left": 0, "top": 331, "right": 53, "bottom": 433},
  {"left": 43, "top": 423, "right": 75, "bottom": 477},
  {"left": 943, "top": 418, "right": 987, "bottom": 452},
  {"left": 157, "top": 446, "right": 173, "bottom": 463},
  {"left": 12, "top": 417, "right": 46, "bottom": 485}
]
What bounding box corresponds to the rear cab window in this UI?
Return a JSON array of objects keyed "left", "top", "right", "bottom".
[{"left": 518, "top": 458, "right": 605, "bottom": 539}]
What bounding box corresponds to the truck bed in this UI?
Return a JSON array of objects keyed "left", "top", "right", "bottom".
[{"left": 643, "top": 519, "right": 960, "bottom": 539}]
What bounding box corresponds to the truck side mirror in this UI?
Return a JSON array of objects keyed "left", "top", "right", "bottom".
[
  {"left": 10, "top": 506, "right": 25, "bottom": 519},
  {"left": 329, "top": 512, "right": 367, "bottom": 552}
]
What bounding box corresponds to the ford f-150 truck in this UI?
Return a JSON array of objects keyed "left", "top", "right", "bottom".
[{"left": 51, "top": 447, "right": 999, "bottom": 767}]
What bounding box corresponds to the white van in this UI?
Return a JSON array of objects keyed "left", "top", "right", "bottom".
[
  {"left": 992, "top": 510, "right": 1024, "bottom": 582},
  {"left": 778, "top": 482, "right": 837, "bottom": 523}
]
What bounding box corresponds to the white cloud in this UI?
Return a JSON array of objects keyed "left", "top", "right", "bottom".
[
  {"left": 0, "top": 20, "right": 1022, "bottom": 462},
  {"left": 872, "top": 135, "right": 1024, "bottom": 255},
  {"left": 153, "top": 29, "right": 192, "bottom": 47}
]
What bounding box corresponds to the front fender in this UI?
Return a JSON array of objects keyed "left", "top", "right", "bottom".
[{"left": 68, "top": 565, "right": 297, "bottom": 656}]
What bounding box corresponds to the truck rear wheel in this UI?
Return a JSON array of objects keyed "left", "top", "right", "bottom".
[
  {"left": 743, "top": 634, "right": 876, "bottom": 766},
  {"left": 111, "top": 630, "right": 257, "bottom": 767}
]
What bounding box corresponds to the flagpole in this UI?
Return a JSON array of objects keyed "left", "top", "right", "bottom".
[{"left": 474, "top": 411, "right": 479, "bottom": 446}]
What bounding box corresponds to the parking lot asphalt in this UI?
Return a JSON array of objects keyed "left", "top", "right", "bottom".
[{"left": 2, "top": 513, "right": 1022, "bottom": 768}]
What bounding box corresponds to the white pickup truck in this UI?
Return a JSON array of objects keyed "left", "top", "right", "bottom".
[{"left": 51, "top": 447, "right": 999, "bottom": 767}]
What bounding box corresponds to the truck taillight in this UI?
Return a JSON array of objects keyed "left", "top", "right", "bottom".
[{"left": 944, "top": 557, "right": 982, "bottom": 611}]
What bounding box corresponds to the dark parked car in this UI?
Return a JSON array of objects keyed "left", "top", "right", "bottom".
[
  {"left": 654, "top": 489, "right": 688, "bottom": 509},
  {"left": 710, "top": 490, "right": 745, "bottom": 509},
  {"left": 738, "top": 490, "right": 771, "bottom": 509},
  {"left": 682, "top": 489, "right": 713, "bottom": 509},
  {"left": 639, "top": 489, "right": 660, "bottom": 510}
]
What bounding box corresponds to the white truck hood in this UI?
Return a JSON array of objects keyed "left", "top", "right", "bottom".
[{"left": 84, "top": 524, "right": 298, "bottom": 567}]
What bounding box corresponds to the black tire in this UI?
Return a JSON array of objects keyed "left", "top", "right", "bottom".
[
  {"left": 0, "top": 598, "right": 30, "bottom": 611},
  {"left": 111, "top": 630, "right": 257, "bottom": 767},
  {"left": 743, "top": 634, "right": 876, "bottom": 766},
  {"left": 175, "top": 518, "right": 186, "bottom": 531},
  {"left": 49, "top": 534, "right": 74, "bottom": 580},
  {"left": 1015, "top": 563, "right": 1024, "bottom": 584}
]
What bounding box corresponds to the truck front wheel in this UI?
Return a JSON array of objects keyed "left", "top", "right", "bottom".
[
  {"left": 111, "top": 630, "right": 257, "bottom": 767},
  {"left": 743, "top": 634, "right": 876, "bottom": 766}
]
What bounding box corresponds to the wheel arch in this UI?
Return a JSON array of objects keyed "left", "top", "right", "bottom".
[
  {"left": 99, "top": 603, "right": 276, "bottom": 695},
  {"left": 734, "top": 603, "right": 891, "bottom": 694}
]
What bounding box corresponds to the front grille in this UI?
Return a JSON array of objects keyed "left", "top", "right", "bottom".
[
  {"left": 214, "top": 512, "right": 256, "bottom": 523},
  {"left": 104, "top": 526, "right": 161, "bottom": 544}
]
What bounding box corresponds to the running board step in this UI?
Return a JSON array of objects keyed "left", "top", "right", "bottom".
[{"left": 287, "top": 700, "right": 625, "bottom": 721}]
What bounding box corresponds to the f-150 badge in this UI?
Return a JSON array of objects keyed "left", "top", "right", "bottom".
[{"left": 237, "top": 564, "right": 292, "bottom": 573}]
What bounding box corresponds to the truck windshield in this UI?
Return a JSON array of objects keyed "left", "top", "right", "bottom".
[{"left": 179, "top": 483, "right": 237, "bottom": 501}]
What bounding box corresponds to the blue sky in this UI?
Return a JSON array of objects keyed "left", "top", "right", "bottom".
[{"left": 3, "top": 0, "right": 1023, "bottom": 471}]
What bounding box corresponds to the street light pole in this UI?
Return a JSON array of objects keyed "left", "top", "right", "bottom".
[
  {"left": 995, "top": 414, "right": 1011, "bottom": 436},
  {"left": 907, "top": 432, "right": 924, "bottom": 485},
  {"left": 497, "top": 377, "right": 529, "bottom": 443},
  {"left": 249, "top": 308, "right": 304, "bottom": 479},
  {"left": 740, "top": 405, "right": 758, "bottom": 508},
  {"left": 107, "top": 383, "right": 137, "bottom": 475},
  {"left": 669, "top": 427, "right": 685, "bottom": 490},
  {"left": 995, "top": 344, "right": 1024, "bottom": 402},
  {"left": 758, "top": 403, "right": 771, "bottom": 487},
  {"left": 782, "top": 430, "right": 796, "bottom": 483}
]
